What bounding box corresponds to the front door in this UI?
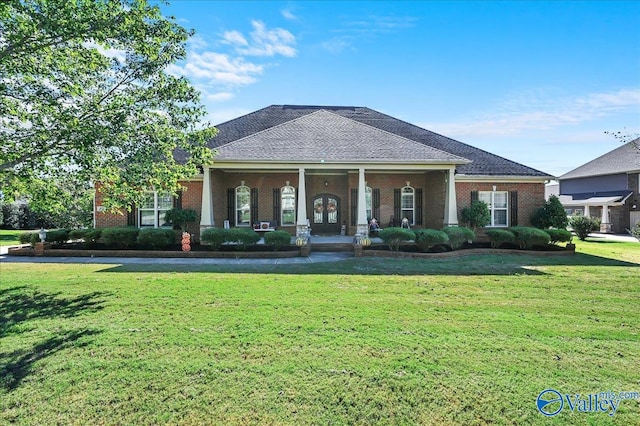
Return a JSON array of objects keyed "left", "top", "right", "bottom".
[{"left": 312, "top": 194, "right": 341, "bottom": 234}]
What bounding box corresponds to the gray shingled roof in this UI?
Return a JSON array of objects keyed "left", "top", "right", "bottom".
[
  {"left": 207, "top": 105, "right": 551, "bottom": 177},
  {"left": 216, "top": 110, "right": 469, "bottom": 163},
  {"left": 560, "top": 140, "right": 640, "bottom": 180}
]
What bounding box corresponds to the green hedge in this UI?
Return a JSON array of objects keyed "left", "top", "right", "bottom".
[
  {"left": 19, "top": 229, "right": 69, "bottom": 245},
  {"left": 413, "top": 229, "right": 449, "bottom": 251},
  {"left": 69, "top": 228, "right": 103, "bottom": 248},
  {"left": 485, "top": 229, "right": 515, "bottom": 248},
  {"left": 544, "top": 229, "right": 572, "bottom": 245},
  {"left": 18, "top": 231, "right": 38, "bottom": 246},
  {"left": 509, "top": 226, "right": 551, "bottom": 249},
  {"left": 201, "top": 228, "right": 226, "bottom": 249},
  {"left": 101, "top": 227, "right": 140, "bottom": 249},
  {"left": 442, "top": 226, "right": 475, "bottom": 250},
  {"left": 264, "top": 230, "right": 292, "bottom": 250},
  {"left": 378, "top": 227, "right": 415, "bottom": 251},
  {"left": 136, "top": 228, "right": 176, "bottom": 250}
]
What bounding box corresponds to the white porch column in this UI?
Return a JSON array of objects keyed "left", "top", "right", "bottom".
[
  {"left": 584, "top": 205, "right": 590, "bottom": 217},
  {"left": 296, "top": 168, "right": 309, "bottom": 237},
  {"left": 356, "top": 167, "right": 369, "bottom": 236},
  {"left": 200, "top": 167, "right": 214, "bottom": 236},
  {"left": 444, "top": 168, "right": 459, "bottom": 226},
  {"left": 600, "top": 205, "right": 611, "bottom": 233}
]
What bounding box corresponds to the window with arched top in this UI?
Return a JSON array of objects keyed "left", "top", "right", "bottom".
[
  {"left": 235, "top": 185, "right": 251, "bottom": 226},
  {"left": 401, "top": 186, "right": 415, "bottom": 225},
  {"left": 281, "top": 185, "right": 296, "bottom": 225}
]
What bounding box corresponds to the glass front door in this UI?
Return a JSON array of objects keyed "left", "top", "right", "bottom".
[{"left": 312, "top": 194, "right": 340, "bottom": 234}]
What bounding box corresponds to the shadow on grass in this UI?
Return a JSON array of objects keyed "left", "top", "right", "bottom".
[
  {"left": 96, "top": 251, "right": 639, "bottom": 276},
  {"left": 0, "top": 329, "right": 101, "bottom": 391},
  {"left": 0, "top": 287, "right": 107, "bottom": 391}
]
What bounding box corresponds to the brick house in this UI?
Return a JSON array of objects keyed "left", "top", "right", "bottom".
[
  {"left": 558, "top": 140, "right": 640, "bottom": 233},
  {"left": 95, "top": 105, "right": 552, "bottom": 238}
]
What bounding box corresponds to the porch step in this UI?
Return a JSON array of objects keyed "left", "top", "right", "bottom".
[{"left": 311, "top": 243, "right": 353, "bottom": 252}]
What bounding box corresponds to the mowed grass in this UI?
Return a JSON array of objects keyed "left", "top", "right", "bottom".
[
  {"left": 0, "top": 229, "right": 29, "bottom": 246},
  {"left": 1, "top": 241, "right": 639, "bottom": 424}
]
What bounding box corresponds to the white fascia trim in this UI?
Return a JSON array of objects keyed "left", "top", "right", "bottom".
[
  {"left": 207, "top": 160, "right": 465, "bottom": 171},
  {"left": 455, "top": 174, "right": 553, "bottom": 183}
]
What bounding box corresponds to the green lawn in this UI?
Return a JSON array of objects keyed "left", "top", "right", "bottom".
[
  {"left": 1, "top": 241, "right": 639, "bottom": 424},
  {"left": 0, "top": 229, "right": 29, "bottom": 246}
]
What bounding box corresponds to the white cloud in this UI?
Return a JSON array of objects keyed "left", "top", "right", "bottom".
[
  {"left": 206, "top": 92, "right": 234, "bottom": 102},
  {"left": 281, "top": 8, "right": 297, "bottom": 21},
  {"left": 321, "top": 15, "right": 417, "bottom": 53},
  {"left": 423, "top": 88, "right": 640, "bottom": 139},
  {"left": 168, "top": 51, "right": 263, "bottom": 86},
  {"left": 226, "top": 20, "right": 297, "bottom": 57}
]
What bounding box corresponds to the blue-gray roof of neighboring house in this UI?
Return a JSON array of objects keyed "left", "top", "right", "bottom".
[
  {"left": 207, "top": 105, "right": 552, "bottom": 177},
  {"left": 560, "top": 140, "right": 640, "bottom": 180}
]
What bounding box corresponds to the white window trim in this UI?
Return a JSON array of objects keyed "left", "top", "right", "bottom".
[
  {"left": 138, "top": 191, "right": 173, "bottom": 228},
  {"left": 479, "top": 191, "right": 509, "bottom": 227},
  {"left": 401, "top": 186, "right": 415, "bottom": 226},
  {"left": 281, "top": 185, "right": 296, "bottom": 226},
  {"left": 235, "top": 185, "right": 251, "bottom": 227}
]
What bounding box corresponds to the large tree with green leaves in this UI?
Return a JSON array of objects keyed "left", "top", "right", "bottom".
[{"left": 0, "top": 0, "right": 216, "bottom": 213}]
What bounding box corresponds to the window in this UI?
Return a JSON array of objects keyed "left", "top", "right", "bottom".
[
  {"left": 479, "top": 191, "right": 508, "bottom": 227},
  {"left": 139, "top": 191, "right": 173, "bottom": 227},
  {"left": 365, "top": 186, "right": 372, "bottom": 221},
  {"left": 281, "top": 185, "right": 296, "bottom": 225},
  {"left": 401, "top": 186, "right": 415, "bottom": 225},
  {"left": 236, "top": 185, "right": 251, "bottom": 226}
]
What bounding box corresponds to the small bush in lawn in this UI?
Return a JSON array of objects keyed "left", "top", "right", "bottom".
[
  {"left": 531, "top": 195, "right": 569, "bottom": 229},
  {"left": 226, "top": 228, "right": 261, "bottom": 249},
  {"left": 413, "top": 229, "right": 449, "bottom": 252},
  {"left": 509, "top": 226, "right": 551, "bottom": 249},
  {"left": 544, "top": 229, "right": 573, "bottom": 245},
  {"left": 69, "top": 228, "right": 102, "bottom": 247},
  {"left": 264, "top": 230, "right": 292, "bottom": 250},
  {"left": 378, "top": 227, "right": 415, "bottom": 251},
  {"left": 101, "top": 227, "right": 140, "bottom": 249},
  {"left": 201, "top": 228, "right": 226, "bottom": 249},
  {"left": 442, "top": 226, "right": 475, "bottom": 250},
  {"left": 137, "top": 228, "right": 176, "bottom": 250},
  {"left": 485, "top": 229, "right": 515, "bottom": 248},
  {"left": 570, "top": 216, "right": 600, "bottom": 241}
]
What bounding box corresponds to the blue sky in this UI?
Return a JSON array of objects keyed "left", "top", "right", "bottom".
[{"left": 161, "top": 1, "right": 640, "bottom": 177}]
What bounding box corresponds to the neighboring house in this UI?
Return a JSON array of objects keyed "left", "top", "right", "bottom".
[
  {"left": 558, "top": 140, "right": 640, "bottom": 233},
  {"left": 95, "top": 105, "right": 553, "bottom": 238}
]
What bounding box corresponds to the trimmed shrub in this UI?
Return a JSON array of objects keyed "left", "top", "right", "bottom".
[
  {"left": 101, "top": 227, "right": 140, "bottom": 249},
  {"left": 485, "top": 229, "right": 515, "bottom": 248},
  {"left": 19, "top": 231, "right": 39, "bottom": 247},
  {"left": 226, "top": 228, "right": 261, "bottom": 249},
  {"left": 544, "top": 229, "right": 573, "bottom": 245},
  {"left": 531, "top": 195, "right": 569, "bottom": 229},
  {"left": 264, "top": 230, "right": 292, "bottom": 250},
  {"left": 509, "top": 226, "right": 551, "bottom": 249},
  {"left": 460, "top": 201, "right": 490, "bottom": 230},
  {"left": 413, "top": 229, "right": 449, "bottom": 252},
  {"left": 46, "top": 229, "right": 70, "bottom": 245},
  {"left": 137, "top": 228, "right": 176, "bottom": 250},
  {"left": 570, "top": 216, "right": 600, "bottom": 241},
  {"left": 629, "top": 222, "right": 640, "bottom": 241},
  {"left": 442, "top": 226, "right": 475, "bottom": 250},
  {"left": 69, "top": 228, "right": 102, "bottom": 247},
  {"left": 378, "top": 227, "right": 415, "bottom": 251},
  {"left": 201, "top": 228, "right": 226, "bottom": 250}
]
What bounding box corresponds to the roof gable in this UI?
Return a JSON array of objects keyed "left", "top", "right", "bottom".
[
  {"left": 216, "top": 110, "right": 469, "bottom": 163},
  {"left": 209, "top": 105, "right": 552, "bottom": 177},
  {"left": 560, "top": 140, "right": 640, "bottom": 180}
]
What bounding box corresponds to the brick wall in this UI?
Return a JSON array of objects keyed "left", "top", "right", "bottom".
[{"left": 455, "top": 181, "right": 546, "bottom": 227}]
